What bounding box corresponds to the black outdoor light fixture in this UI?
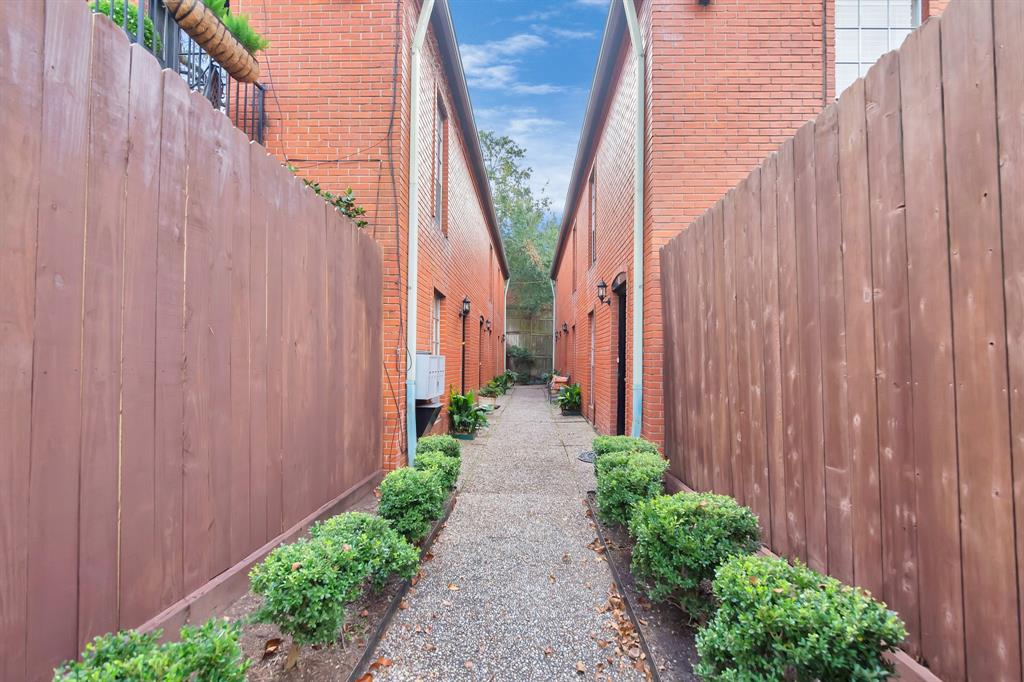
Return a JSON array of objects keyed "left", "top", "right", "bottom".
[
  {"left": 486, "top": 319, "right": 492, "bottom": 333},
  {"left": 597, "top": 279, "right": 611, "bottom": 305},
  {"left": 459, "top": 297, "right": 471, "bottom": 393},
  {"left": 562, "top": 322, "right": 569, "bottom": 334}
]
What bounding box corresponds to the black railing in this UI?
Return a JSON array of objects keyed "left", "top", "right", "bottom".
[{"left": 90, "top": 0, "right": 266, "bottom": 143}]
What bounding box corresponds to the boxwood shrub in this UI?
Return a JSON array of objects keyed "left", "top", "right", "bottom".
[
  {"left": 594, "top": 450, "right": 668, "bottom": 525},
  {"left": 592, "top": 435, "right": 659, "bottom": 457},
  {"left": 696, "top": 555, "right": 907, "bottom": 681},
  {"left": 378, "top": 467, "right": 446, "bottom": 541},
  {"left": 55, "top": 619, "right": 248, "bottom": 681},
  {"left": 250, "top": 539, "right": 357, "bottom": 646},
  {"left": 418, "top": 434, "right": 461, "bottom": 459},
  {"left": 629, "top": 492, "right": 760, "bottom": 620},
  {"left": 309, "top": 512, "right": 419, "bottom": 592},
  {"left": 414, "top": 449, "right": 461, "bottom": 491}
]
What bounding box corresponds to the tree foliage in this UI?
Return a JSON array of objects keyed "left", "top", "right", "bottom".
[{"left": 480, "top": 131, "right": 559, "bottom": 314}]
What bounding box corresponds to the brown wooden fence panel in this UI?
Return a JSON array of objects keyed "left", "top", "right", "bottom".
[
  {"left": 659, "top": 1, "right": 1024, "bottom": 677},
  {"left": 0, "top": 5, "right": 384, "bottom": 679}
]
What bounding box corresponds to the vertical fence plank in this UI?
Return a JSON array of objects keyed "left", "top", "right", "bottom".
[
  {"left": 154, "top": 70, "right": 189, "bottom": 612},
  {"left": 266, "top": 166, "right": 286, "bottom": 538},
  {"left": 815, "top": 103, "right": 854, "bottom": 585},
  {"left": 711, "top": 201, "right": 732, "bottom": 496},
  {"left": 837, "top": 77, "right": 884, "bottom": 600},
  {"left": 696, "top": 216, "right": 711, "bottom": 492},
  {"left": 723, "top": 191, "right": 743, "bottom": 502},
  {"left": 26, "top": 1, "right": 92, "bottom": 674},
  {"left": 248, "top": 147, "right": 274, "bottom": 548},
  {"left": 900, "top": 17, "right": 966, "bottom": 679},
  {"left": 942, "top": 0, "right": 1021, "bottom": 676},
  {"left": 699, "top": 214, "right": 716, "bottom": 493},
  {"left": 183, "top": 93, "right": 221, "bottom": 593},
  {"left": 793, "top": 121, "right": 827, "bottom": 574},
  {"left": 776, "top": 139, "right": 806, "bottom": 562},
  {"left": 118, "top": 43, "right": 164, "bottom": 630},
  {"left": 865, "top": 49, "right": 920, "bottom": 655},
  {"left": 733, "top": 181, "right": 754, "bottom": 508},
  {"left": 995, "top": 0, "right": 1024, "bottom": 675},
  {"left": 0, "top": 0, "right": 44, "bottom": 677},
  {"left": 78, "top": 14, "right": 131, "bottom": 649},
  {"left": 677, "top": 228, "right": 695, "bottom": 487},
  {"left": 228, "top": 127, "right": 252, "bottom": 567},
  {"left": 760, "top": 154, "right": 787, "bottom": 557}
]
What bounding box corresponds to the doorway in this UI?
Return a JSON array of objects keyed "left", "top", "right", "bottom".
[{"left": 613, "top": 276, "right": 627, "bottom": 435}]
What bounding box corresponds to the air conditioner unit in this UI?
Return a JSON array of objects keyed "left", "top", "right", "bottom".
[{"left": 415, "top": 352, "right": 445, "bottom": 400}]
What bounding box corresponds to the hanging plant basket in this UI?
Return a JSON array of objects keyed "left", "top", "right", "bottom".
[{"left": 163, "top": 0, "right": 260, "bottom": 83}]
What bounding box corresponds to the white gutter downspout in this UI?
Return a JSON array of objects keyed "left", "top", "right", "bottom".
[
  {"left": 550, "top": 281, "right": 557, "bottom": 372},
  {"left": 622, "top": 0, "right": 644, "bottom": 438},
  {"left": 405, "top": 0, "right": 436, "bottom": 467},
  {"left": 503, "top": 278, "right": 510, "bottom": 372}
]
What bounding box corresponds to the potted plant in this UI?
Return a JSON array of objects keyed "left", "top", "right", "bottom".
[
  {"left": 162, "top": 0, "right": 268, "bottom": 83},
  {"left": 448, "top": 389, "right": 489, "bottom": 439},
  {"left": 556, "top": 383, "right": 583, "bottom": 416}
]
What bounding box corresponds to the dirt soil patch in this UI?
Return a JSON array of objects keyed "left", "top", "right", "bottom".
[{"left": 586, "top": 492, "right": 701, "bottom": 681}]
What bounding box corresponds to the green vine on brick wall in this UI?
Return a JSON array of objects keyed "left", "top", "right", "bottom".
[{"left": 288, "top": 165, "right": 368, "bottom": 228}]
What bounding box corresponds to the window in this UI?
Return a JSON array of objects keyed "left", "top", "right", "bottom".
[
  {"left": 434, "top": 97, "right": 448, "bottom": 234},
  {"left": 588, "top": 169, "right": 597, "bottom": 266},
  {"left": 836, "top": 0, "right": 920, "bottom": 94},
  {"left": 431, "top": 292, "right": 443, "bottom": 355}
]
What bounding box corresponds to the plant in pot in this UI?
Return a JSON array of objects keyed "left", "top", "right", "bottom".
[
  {"left": 556, "top": 383, "right": 583, "bottom": 415},
  {"left": 448, "top": 389, "right": 489, "bottom": 439}
]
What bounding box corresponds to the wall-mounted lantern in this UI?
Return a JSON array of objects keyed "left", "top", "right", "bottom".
[
  {"left": 597, "top": 279, "right": 611, "bottom": 305},
  {"left": 486, "top": 319, "right": 492, "bottom": 333},
  {"left": 562, "top": 322, "right": 569, "bottom": 334},
  {"left": 459, "top": 296, "right": 471, "bottom": 318}
]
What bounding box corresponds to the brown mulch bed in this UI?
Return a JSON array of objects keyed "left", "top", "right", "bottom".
[
  {"left": 219, "top": 491, "right": 413, "bottom": 681},
  {"left": 585, "top": 492, "right": 701, "bottom": 681}
]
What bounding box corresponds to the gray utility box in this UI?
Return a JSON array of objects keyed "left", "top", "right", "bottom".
[{"left": 415, "top": 352, "right": 445, "bottom": 400}]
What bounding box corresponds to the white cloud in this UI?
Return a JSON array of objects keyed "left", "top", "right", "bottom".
[
  {"left": 547, "top": 27, "right": 598, "bottom": 40},
  {"left": 459, "top": 34, "right": 567, "bottom": 94},
  {"left": 576, "top": 0, "right": 609, "bottom": 7}
]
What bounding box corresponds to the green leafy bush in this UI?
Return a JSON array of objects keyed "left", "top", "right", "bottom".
[
  {"left": 418, "top": 434, "right": 461, "bottom": 459},
  {"left": 479, "top": 383, "right": 501, "bottom": 398},
  {"left": 594, "top": 451, "right": 668, "bottom": 525},
  {"left": 90, "top": 0, "right": 163, "bottom": 53},
  {"left": 592, "top": 435, "right": 659, "bottom": 457},
  {"left": 556, "top": 383, "right": 582, "bottom": 411},
  {"left": 54, "top": 619, "right": 248, "bottom": 681},
  {"left": 250, "top": 539, "right": 355, "bottom": 646},
  {"left": 629, "top": 492, "right": 760, "bottom": 619},
  {"left": 414, "top": 450, "right": 461, "bottom": 492},
  {"left": 378, "top": 467, "right": 446, "bottom": 541},
  {"left": 448, "top": 389, "right": 488, "bottom": 434},
  {"left": 287, "top": 165, "right": 368, "bottom": 227},
  {"left": 696, "top": 555, "right": 907, "bottom": 681},
  {"left": 309, "top": 512, "right": 419, "bottom": 592}
]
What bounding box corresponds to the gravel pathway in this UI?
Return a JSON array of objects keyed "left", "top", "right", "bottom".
[{"left": 374, "top": 386, "right": 647, "bottom": 681}]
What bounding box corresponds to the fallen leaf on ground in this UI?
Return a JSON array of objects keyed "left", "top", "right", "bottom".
[
  {"left": 576, "top": 661, "right": 586, "bottom": 674},
  {"left": 355, "top": 674, "right": 373, "bottom": 682},
  {"left": 562, "top": 553, "right": 572, "bottom": 564},
  {"left": 360, "top": 609, "right": 370, "bottom": 617},
  {"left": 464, "top": 661, "right": 475, "bottom": 669},
  {"left": 423, "top": 643, "right": 436, "bottom": 652},
  {"left": 447, "top": 583, "right": 460, "bottom": 591},
  {"left": 548, "top": 574, "right": 557, "bottom": 583},
  {"left": 262, "top": 638, "right": 282, "bottom": 659},
  {"left": 400, "top": 599, "right": 409, "bottom": 609},
  {"left": 283, "top": 645, "right": 300, "bottom": 671},
  {"left": 543, "top": 646, "right": 553, "bottom": 656},
  {"left": 369, "top": 658, "right": 393, "bottom": 670}
]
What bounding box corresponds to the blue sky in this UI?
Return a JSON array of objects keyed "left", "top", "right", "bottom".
[{"left": 449, "top": 0, "right": 610, "bottom": 216}]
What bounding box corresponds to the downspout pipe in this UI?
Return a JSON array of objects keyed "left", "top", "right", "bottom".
[
  {"left": 503, "top": 278, "right": 510, "bottom": 372},
  {"left": 550, "top": 280, "right": 557, "bottom": 372},
  {"left": 621, "top": 0, "right": 645, "bottom": 438},
  {"left": 406, "top": 0, "right": 436, "bottom": 467}
]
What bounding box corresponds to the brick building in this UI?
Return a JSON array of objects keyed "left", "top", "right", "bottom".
[
  {"left": 238, "top": 0, "right": 509, "bottom": 468},
  {"left": 550, "top": 0, "right": 947, "bottom": 447}
]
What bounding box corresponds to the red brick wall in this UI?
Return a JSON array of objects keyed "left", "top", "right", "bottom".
[
  {"left": 238, "top": 0, "right": 505, "bottom": 469},
  {"left": 555, "top": 0, "right": 829, "bottom": 448}
]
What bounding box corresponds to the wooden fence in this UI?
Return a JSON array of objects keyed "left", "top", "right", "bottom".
[
  {"left": 660, "top": 1, "right": 1023, "bottom": 680},
  {"left": 0, "top": 3, "right": 383, "bottom": 679}
]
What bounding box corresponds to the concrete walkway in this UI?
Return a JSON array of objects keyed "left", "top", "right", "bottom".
[{"left": 376, "top": 386, "right": 646, "bottom": 681}]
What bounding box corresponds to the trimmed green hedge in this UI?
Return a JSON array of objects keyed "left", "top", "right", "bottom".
[
  {"left": 309, "top": 512, "right": 418, "bottom": 592},
  {"left": 696, "top": 555, "right": 907, "bottom": 681},
  {"left": 414, "top": 450, "right": 461, "bottom": 492},
  {"left": 594, "top": 450, "right": 668, "bottom": 525},
  {"left": 378, "top": 467, "right": 446, "bottom": 541},
  {"left": 592, "top": 435, "right": 659, "bottom": 457},
  {"left": 56, "top": 619, "right": 248, "bottom": 680},
  {"left": 629, "top": 492, "right": 760, "bottom": 619},
  {"left": 418, "top": 434, "right": 461, "bottom": 459}
]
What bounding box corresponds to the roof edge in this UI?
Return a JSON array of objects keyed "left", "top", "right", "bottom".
[
  {"left": 432, "top": 0, "right": 510, "bottom": 280},
  {"left": 549, "top": 0, "right": 627, "bottom": 279}
]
